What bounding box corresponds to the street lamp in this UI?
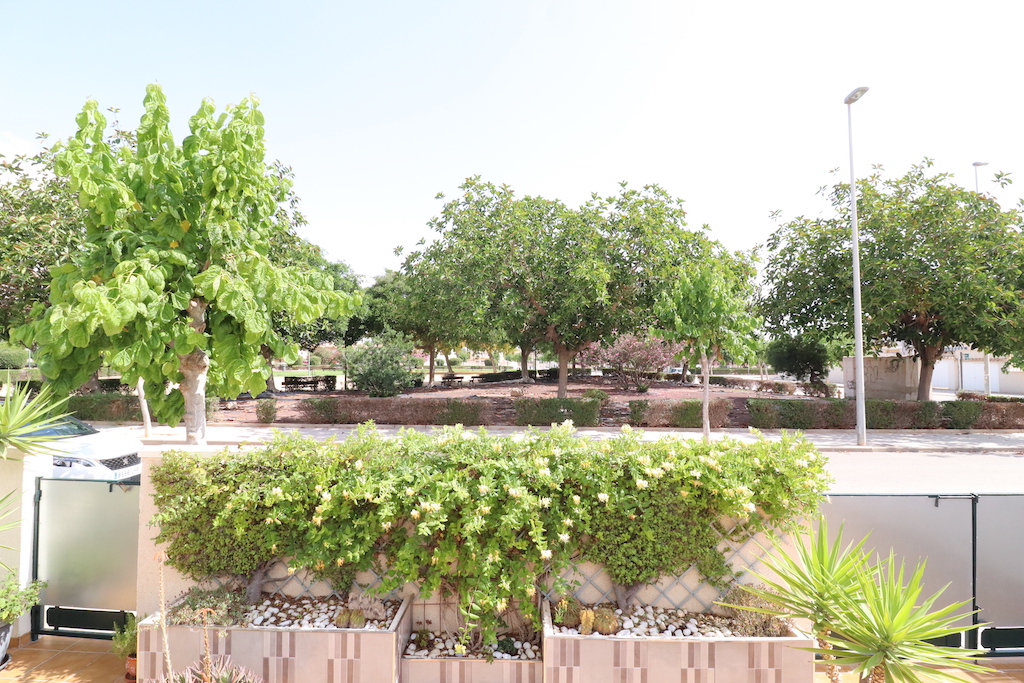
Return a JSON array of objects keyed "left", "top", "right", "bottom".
[
  {"left": 974, "top": 161, "right": 991, "bottom": 395},
  {"left": 845, "top": 86, "right": 869, "bottom": 446}
]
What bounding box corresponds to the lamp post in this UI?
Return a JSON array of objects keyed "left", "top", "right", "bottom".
[
  {"left": 845, "top": 86, "right": 869, "bottom": 446},
  {"left": 974, "top": 161, "right": 991, "bottom": 395}
]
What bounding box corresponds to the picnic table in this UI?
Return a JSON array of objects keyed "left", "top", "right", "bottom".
[{"left": 440, "top": 375, "right": 464, "bottom": 388}]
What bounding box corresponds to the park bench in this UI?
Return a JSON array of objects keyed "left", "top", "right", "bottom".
[
  {"left": 440, "top": 374, "right": 463, "bottom": 388},
  {"left": 282, "top": 375, "right": 336, "bottom": 392}
]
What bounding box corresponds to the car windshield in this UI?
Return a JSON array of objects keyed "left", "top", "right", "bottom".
[{"left": 25, "top": 416, "right": 99, "bottom": 438}]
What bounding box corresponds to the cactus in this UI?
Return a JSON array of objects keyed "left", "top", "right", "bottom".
[
  {"left": 556, "top": 596, "right": 582, "bottom": 628},
  {"left": 413, "top": 628, "right": 433, "bottom": 649},
  {"left": 349, "top": 592, "right": 388, "bottom": 621},
  {"left": 593, "top": 607, "right": 620, "bottom": 635},
  {"left": 348, "top": 610, "right": 367, "bottom": 629},
  {"left": 334, "top": 608, "right": 352, "bottom": 628},
  {"left": 579, "top": 609, "right": 595, "bottom": 636}
]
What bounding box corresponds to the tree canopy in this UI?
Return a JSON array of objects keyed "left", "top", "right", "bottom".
[
  {"left": 760, "top": 160, "right": 1024, "bottom": 401},
  {"left": 417, "top": 177, "right": 708, "bottom": 397},
  {"left": 14, "top": 85, "right": 357, "bottom": 443}
]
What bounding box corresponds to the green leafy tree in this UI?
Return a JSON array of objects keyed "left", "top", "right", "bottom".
[
  {"left": 765, "top": 333, "right": 849, "bottom": 384},
  {"left": 761, "top": 160, "right": 1024, "bottom": 401},
  {"left": 14, "top": 85, "right": 356, "bottom": 444},
  {"left": 0, "top": 140, "right": 85, "bottom": 336},
  {"left": 348, "top": 329, "right": 419, "bottom": 397},
  {"left": 421, "top": 178, "right": 706, "bottom": 397},
  {"left": 657, "top": 256, "right": 761, "bottom": 439}
]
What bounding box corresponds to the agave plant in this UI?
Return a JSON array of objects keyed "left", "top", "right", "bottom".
[
  {"left": 0, "top": 383, "right": 69, "bottom": 456},
  {"left": 161, "top": 657, "right": 263, "bottom": 683}
]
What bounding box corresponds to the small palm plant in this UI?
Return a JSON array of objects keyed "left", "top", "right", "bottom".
[
  {"left": 724, "top": 518, "right": 993, "bottom": 683},
  {"left": 0, "top": 383, "right": 69, "bottom": 455}
]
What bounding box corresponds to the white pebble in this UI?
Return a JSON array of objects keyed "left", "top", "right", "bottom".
[{"left": 622, "top": 618, "right": 634, "bottom": 629}]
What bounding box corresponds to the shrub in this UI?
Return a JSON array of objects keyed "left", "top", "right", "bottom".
[
  {"left": 818, "top": 399, "right": 854, "bottom": 429},
  {"left": 798, "top": 381, "right": 835, "bottom": 398},
  {"left": 206, "top": 395, "right": 220, "bottom": 420},
  {"left": 514, "top": 398, "right": 600, "bottom": 427},
  {"left": 747, "top": 399, "right": 778, "bottom": 429},
  {"left": 168, "top": 587, "right": 248, "bottom": 626},
  {"left": 988, "top": 395, "right": 1024, "bottom": 403},
  {"left": 955, "top": 391, "right": 986, "bottom": 401},
  {"left": 0, "top": 344, "right": 28, "bottom": 370},
  {"left": 151, "top": 426, "right": 831, "bottom": 644},
  {"left": 972, "top": 402, "right": 1024, "bottom": 429},
  {"left": 629, "top": 399, "right": 731, "bottom": 428},
  {"left": 943, "top": 400, "right": 983, "bottom": 429},
  {"left": 298, "top": 397, "right": 348, "bottom": 424},
  {"left": 348, "top": 330, "right": 419, "bottom": 397},
  {"left": 578, "top": 333, "right": 683, "bottom": 391},
  {"left": 68, "top": 393, "right": 144, "bottom": 422},
  {"left": 628, "top": 400, "right": 649, "bottom": 425},
  {"left": 777, "top": 400, "right": 817, "bottom": 430},
  {"left": 582, "top": 388, "right": 610, "bottom": 404},
  {"left": 255, "top": 398, "right": 277, "bottom": 423},
  {"left": 436, "top": 399, "right": 484, "bottom": 426},
  {"left": 909, "top": 401, "right": 942, "bottom": 429},
  {"left": 865, "top": 399, "right": 897, "bottom": 429}
]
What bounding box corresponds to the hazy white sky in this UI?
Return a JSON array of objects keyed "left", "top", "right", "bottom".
[{"left": 4, "top": 0, "right": 1023, "bottom": 282}]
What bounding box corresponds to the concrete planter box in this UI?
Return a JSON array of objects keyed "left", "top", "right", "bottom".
[
  {"left": 402, "top": 655, "right": 543, "bottom": 683},
  {"left": 138, "top": 596, "right": 413, "bottom": 683},
  {"left": 542, "top": 602, "right": 814, "bottom": 683}
]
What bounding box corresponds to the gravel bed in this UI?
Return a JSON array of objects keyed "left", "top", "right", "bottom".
[
  {"left": 553, "top": 605, "right": 751, "bottom": 639},
  {"left": 242, "top": 595, "right": 401, "bottom": 630},
  {"left": 404, "top": 631, "right": 541, "bottom": 660}
]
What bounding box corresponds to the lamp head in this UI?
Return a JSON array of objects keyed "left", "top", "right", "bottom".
[
  {"left": 844, "top": 87, "right": 869, "bottom": 105},
  {"left": 973, "top": 162, "right": 989, "bottom": 167}
]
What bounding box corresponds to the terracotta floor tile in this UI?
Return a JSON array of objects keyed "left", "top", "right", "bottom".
[
  {"left": 13, "top": 638, "right": 70, "bottom": 653},
  {"left": 62, "top": 642, "right": 112, "bottom": 655},
  {"left": 7, "top": 651, "right": 104, "bottom": 682},
  {"left": 72, "top": 654, "right": 126, "bottom": 683},
  {"left": 0, "top": 650, "right": 60, "bottom": 678}
]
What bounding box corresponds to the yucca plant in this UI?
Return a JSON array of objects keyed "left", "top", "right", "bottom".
[
  {"left": 0, "top": 383, "right": 70, "bottom": 456},
  {"left": 823, "top": 552, "right": 991, "bottom": 683},
  {"left": 725, "top": 518, "right": 993, "bottom": 683},
  {"left": 722, "top": 519, "right": 870, "bottom": 683}
]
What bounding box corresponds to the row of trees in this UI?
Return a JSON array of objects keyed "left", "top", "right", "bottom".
[{"left": 6, "top": 86, "right": 1024, "bottom": 439}]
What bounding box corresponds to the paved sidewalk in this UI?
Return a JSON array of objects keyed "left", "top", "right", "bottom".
[{"left": 110, "top": 422, "right": 1024, "bottom": 453}]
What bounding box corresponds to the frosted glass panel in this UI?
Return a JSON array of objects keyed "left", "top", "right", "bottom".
[
  {"left": 823, "top": 495, "right": 974, "bottom": 628},
  {"left": 37, "top": 479, "right": 138, "bottom": 611},
  {"left": 976, "top": 496, "right": 1024, "bottom": 627}
]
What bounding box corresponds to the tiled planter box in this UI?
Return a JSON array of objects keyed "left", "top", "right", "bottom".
[
  {"left": 542, "top": 602, "right": 814, "bottom": 683},
  {"left": 402, "top": 656, "right": 542, "bottom": 683},
  {"left": 138, "top": 596, "right": 413, "bottom": 683}
]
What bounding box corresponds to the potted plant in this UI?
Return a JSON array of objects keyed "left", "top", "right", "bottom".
[
  {"left": 112, "top": 613, "right": 138, "bottom": 681},
  {"left": 0, "top": 577, "right": 45, "bottom": 666}
]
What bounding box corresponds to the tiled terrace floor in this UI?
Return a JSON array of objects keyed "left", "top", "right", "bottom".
[{"left": 3, "top": 636, "right": 1023, "bottom": 682}]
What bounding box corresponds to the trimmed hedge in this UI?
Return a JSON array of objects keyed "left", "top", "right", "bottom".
[
  {"left": 628, "top": 399, "right": 732, "bottom": 428},
  {"left": 747, "top": 398, "right": 1020, "bottom": 430},
  {"left": 69, "top": 393, "right": 145, "bottom": 422},
  {"left": 0, "top": 345, "right": 29, "bottom": 370},
  {"left": 513, "top": 398, "right": 600, "bottom": 427},
  {"left": 296, "top": 397, "right": 494, "bottom": 425}
]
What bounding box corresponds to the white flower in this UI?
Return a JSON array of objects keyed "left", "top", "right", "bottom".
[
  {"left": 690, "top": 470, "right": 702, "bottom": 479},
  {"left": 478, "top": 484, "right": 490, "bottom": 494},
  {"left": 562, "top": 518, "right": 574, "bottom": 527},
  {"left": 572, "top": 495, "right": 581, "bottom": 505},
  {"left": 559, "top": 533, "right": 570, "bottom": 542},
  {"left": 509, "top": 488, "right": 522, "bottom": 498},
  {"left": 743, "top": 502, "right": 756, "bottom": 512},
  {"left": 270, "top": 486, "right": 283, "bottom": 497},
  {"left": 597, "top": 492, "right": 609, "bottom": 503},
  {"left": 354, "top": 459, "right": 364, "bottom": 471},
  {"left": 406, "top": 487, "right": 416, "bottom": 497},
  {"left": 621, "top": 425, "right": 633, "bottom": 433},
  {"left": 539, "top": 497, "right": 552, "bottom": 508},
  {"left": 539, "top": 467, "right": 551, "bottom": 477},
  {"left": 636, "top": 479, "right": 649, "bottom": 489},
  {"left": 321, "top": 490, "right": 332, "bottom": 501},
  {"left": 462, "top": 431, "right": 478, "bottom": 440},
  {"left": 540, "top": 549, "right": 553, "bottom": 560}
]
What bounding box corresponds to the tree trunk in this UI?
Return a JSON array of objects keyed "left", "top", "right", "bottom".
[
  {"left": 613, "top": 582, "right": 642, "bottom": 611},
  {"left": 519, "top": 345, "right": 534, "bottom": 382},
  {"left": 260, "top": 344, "right": 278, "bottom": 394},
  {"left": 244, "top": 560, "right": 273, "bottom": 605},
  {"left": 556, "top": 346, "right": 572, "bottom": 399},
  {"left": 81, "top": 369, "right": 101, "bottom": 394},
  {"left": 868, "top": 664, "right": 885, "bottom": 683},
  {"left": 179, "top": 299, "right": 209, "bottom": 446},
  {"left": 916, "top": 343, "right": 943, "bottom": 402},
  {"left": 680, "top": 360, "right": 690, "bottom": 385},
  {"left": 136, "top": 377, "right": 152, "bottom": 439},
  {"left": 444, "top": 353, "right": 454, "bottom": 374},
  {"left": 427, "top": 345, "right": 437, "bottom": 386},
  {"left": 701, "top": 351, "right": 711, "bottom": 441}
]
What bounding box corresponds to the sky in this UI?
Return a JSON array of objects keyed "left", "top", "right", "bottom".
[{"left": 4, "top": 0, "right": 1024, "bottom": 284}]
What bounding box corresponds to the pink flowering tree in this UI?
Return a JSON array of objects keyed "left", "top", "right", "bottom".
[{"left": 579, "top": 333, "right": 684, "bottom": 390}]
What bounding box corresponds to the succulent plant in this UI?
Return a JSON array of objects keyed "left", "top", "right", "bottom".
[
  {"left": 579, "top": 609, "right": 595, "bottom": 636},
  {"left": 349, "top": 592, "right": 387, "bottom": 621},
  {"left": 413, "top": 628, "right": 433, "bottom": 649},
  {"left": 593, "top": 607, "right": 620, "bottom": 635},
  {"left": 348, "top": 610, "right": 367, "bottom": 629},
  {"left": 555, "top": 596, "right": 582, "bottom": 628},
  {"left": 334, "top": 608, "right": 352, "bottom": 628}
]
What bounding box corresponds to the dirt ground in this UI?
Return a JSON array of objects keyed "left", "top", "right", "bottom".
[{"left": 211, "top": 376, "right": 761, "bottom": 427}]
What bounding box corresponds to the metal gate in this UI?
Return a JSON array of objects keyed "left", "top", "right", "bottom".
[
  {"left": 32, "top": 478, "right": 139, "bottom": 638},
  {"left": 824, "top": 493, "right": 1024, "bottom": 654}
]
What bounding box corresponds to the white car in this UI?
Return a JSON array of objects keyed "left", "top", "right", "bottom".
[{"left": 26, "top": 416, "right": 143, "bottom": 482}]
